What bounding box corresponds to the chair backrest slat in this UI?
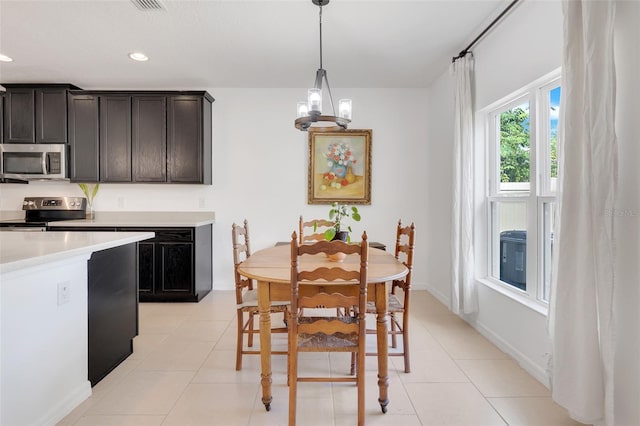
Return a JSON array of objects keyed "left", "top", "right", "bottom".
[
  {"left": 299, "top": 292, "right": 359, "bottom": 309},
  {"left": 298, "top": 267, "right": 361, "bottom": 282},
  {"left": 299, "top": 216, "right": 336, "bottom": 244},
  {"left": 298, "top": 321, "right": 359, "bottom": 335}
]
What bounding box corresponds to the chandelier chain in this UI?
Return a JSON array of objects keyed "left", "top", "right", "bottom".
[{"left": 318, "top": 4, "right": 323, "bottom": 70}]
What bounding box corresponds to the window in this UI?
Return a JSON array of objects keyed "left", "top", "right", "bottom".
[{"left": 484, "top": 71, "right": 560, "bottom": 305}]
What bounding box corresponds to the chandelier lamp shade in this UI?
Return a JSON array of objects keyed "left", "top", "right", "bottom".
[{"left": 295, "top": 0, "right": 352, "bottom": 132}]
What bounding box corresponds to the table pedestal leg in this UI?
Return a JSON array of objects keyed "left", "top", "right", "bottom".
[
  {"left": 258, "top": 281, "right": 272, "bottom": 411},
  {"left": 375, "top": 282, "right": 389, "bottom": 413}
]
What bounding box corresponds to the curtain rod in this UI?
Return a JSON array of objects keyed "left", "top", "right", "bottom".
[{"left": 451, "top": 0, "right": 521, "bottom": 63}]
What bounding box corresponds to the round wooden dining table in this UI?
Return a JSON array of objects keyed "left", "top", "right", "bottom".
[{"left": 237, "top": 243, "right": 408, "bottom": 413}]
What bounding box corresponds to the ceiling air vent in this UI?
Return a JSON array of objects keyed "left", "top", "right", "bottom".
[{"left": 131, "top": 0, "right": 166, "bottom": 11}]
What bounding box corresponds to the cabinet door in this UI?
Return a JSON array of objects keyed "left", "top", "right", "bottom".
[
  {"left": 68, "top": 94, "right": 99, "bottom": 182},
  {"left": 35, "top": 88, "right": 68, "bottom": 143},
  {"left": 100, "top": 96, "right": 132, "bottom": 182},
  {"left": 138, "top": 241, "right": 156, "bottom": 296},
  {"left": 157, "top": 242, "right": 193, "bottom": 295},
  {"left": 167, "top": 96, "right": 202, "bottom": 183},
  {"left": 4, "top": 88, "right": 35, "bottom": 143},
  {"left": 0, "top": 94, "right": 4, "bottom": 143},
  {"left": 132, "top": 96, "right": 166, "bottom": 182}
]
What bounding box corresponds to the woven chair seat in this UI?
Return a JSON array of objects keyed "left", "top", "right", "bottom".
[
  {"left": 365, "top": 293, "right": 404, "bottom": 314},
  {"left": 237, "top": 289, "right": 289, "bottom": 310},
  {"left": 298, "top": 331, "right": 359, "bottom": 349}
]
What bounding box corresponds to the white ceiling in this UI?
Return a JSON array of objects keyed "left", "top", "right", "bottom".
[{"left": 0, "top": 0, "right": 506, "bottom": 90}]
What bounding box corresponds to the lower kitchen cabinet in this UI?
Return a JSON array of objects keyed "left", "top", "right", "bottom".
[
  {"left": 47, "top": 224, "right": 213, "bottom": 302},
  {"left": 51, "top": 224, "right": 213, "bottom": 302},
  {"left": 132, "top": 225, "right": 212, "bottom": 302}
]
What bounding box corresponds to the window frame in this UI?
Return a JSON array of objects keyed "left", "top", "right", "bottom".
[{"left": 478, "top": 69, "right": 561, "bottom": 313}]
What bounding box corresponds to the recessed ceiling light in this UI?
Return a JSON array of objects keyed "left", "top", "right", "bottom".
[
  {"left": 128, "top": 52, "right": 149, "bottom": 62},
  {"left": 0, "top": 54, "right": 14, "bottom": 62}
]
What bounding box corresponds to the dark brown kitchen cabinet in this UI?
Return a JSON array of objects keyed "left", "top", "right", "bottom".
[
  {"left": 3, "top": 87, "right": 34, "bottom": 143},
  {"left": 168, "top": 95, "right": 212, "bottom": 184},
  {"left": 100, "top": 95, "right": 132, "bottom": 182},
  {"left": 130, "top": 226, "right": 212, "bottom": 302},
  {"left": 132, "top": 96, "right": 166, "bottom": 182},
  {"left": 68, "top": 93, "right": 99, "bottom": 182},
  {"left": 67, "top": 90, "right": 213, "bottom": 184},
  {"left": 2, "top": 84, "right": 77, "bottom": 144},
  {"left": 0, "top": 93, "right": 4, "bottom": 143},
  {"left": 48, "top": 223, "right": 213, "bottom": 302}
]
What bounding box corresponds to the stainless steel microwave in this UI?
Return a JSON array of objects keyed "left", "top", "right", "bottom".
[{"left": 0, "top": 143, "right": 68, "bottom": 181}]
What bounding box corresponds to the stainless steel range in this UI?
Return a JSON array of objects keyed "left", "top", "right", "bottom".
[{"left": 0, "top": 196, "right": 87, "bottom": 231}]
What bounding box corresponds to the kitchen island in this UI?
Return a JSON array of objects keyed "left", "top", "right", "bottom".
[{"left": 0, "top": 231, "right": 154, "bottom": 426}]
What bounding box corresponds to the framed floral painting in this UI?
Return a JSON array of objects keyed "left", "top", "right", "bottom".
[{"left": 308, "top": 129, "right": 372, "bottom": 204}]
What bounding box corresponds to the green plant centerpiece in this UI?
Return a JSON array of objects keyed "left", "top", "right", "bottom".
[
  {"left": 78, "top": 183, "right": 99, "bottom": 219},
  {"left": 318, "top": 202, "right": 361, "bottom": 243}
]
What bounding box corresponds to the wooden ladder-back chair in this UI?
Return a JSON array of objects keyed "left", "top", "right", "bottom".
[
  {"left": 288, "top": 231, "right": 369, "bottom": 426},
  {"left": 299, "top": 215, "right": 335, "bottom": 244},
  {"left": 232, "top": 220, "right": 288, "bottom": 371},
  {"left": 363, "top": 220, "right": 415, "bottom": 373}
]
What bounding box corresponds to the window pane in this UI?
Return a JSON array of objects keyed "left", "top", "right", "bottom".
[
  {"left": 491, "top": 201, "right": 527, "bottom": 290},
  {"left": 549, "top": 87, "right": 561, "bottom": 192},
  {"left": 542, "top": 202, "right": 555, "bottom": 302},
  {"left": 499, "top": 102, "right": 530, "bottom": 192}
]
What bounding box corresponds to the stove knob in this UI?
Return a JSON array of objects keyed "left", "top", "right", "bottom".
[
  {"left": 23, "top": 201, "right": 28, "bottom": 206},
  {"left": 70, "top": 201, "right": 76, "bottom": 207},
  {"left": 28, "top": 201, "right": 35, "bottom": 206}
]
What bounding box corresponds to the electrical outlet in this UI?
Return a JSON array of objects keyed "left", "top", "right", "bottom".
[{"left": 57, "top": 281, "right": 71, "bottom": 305}]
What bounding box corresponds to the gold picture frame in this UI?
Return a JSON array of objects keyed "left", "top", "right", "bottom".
[{"left": 308, "top": 129, "right": 372, "bottom": 205}]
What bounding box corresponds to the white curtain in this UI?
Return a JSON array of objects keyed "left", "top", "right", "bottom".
[
  {"left": 549, "top": 1, "right": 617, "bottom": 425},
  {"left": 450, "top": 55, "right": 477, "bottom": 315}
]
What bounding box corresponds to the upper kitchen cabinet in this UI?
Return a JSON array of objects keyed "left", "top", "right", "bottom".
[
  {"left": 68, "top": 93, "right": 100, "bottom": 182},
  {"left": 68, "top": 90, "right": 213, "bottom": 184},
  {"left": 100, "top": 95, "right": 132, "bottom": 182},
  {"left": 167, "top": 95, "right": 212, "bottom": 184},
  {"left": 132, "top": 96, "right": 166, "bottom": 182},
  {"left": 2, "top": 84, "right": 79, "bottom": 144}
]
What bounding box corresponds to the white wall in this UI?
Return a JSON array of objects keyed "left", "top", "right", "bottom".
[
  {"left": 0, "top": 87, "right": 430, "bottom": 291},
  {"left": 424, "top": 70, "right": 454, "bottom": 303}
]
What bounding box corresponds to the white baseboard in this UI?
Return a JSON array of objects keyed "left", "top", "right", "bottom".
[
  {"left": 36, "top": 381, "right": 92, "bottom": 426},
  {"left": 424, "top": 282, "right": 451, "bottom": 309},
  {"left": 469, "top": 318, "right": 550, "bottom": 388}
]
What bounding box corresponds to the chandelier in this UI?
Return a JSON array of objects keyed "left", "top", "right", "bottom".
[{"left": 295, "top": 0, "right": 352, "bottom": 132}]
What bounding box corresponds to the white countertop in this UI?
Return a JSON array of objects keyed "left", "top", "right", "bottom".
[
  {"left": 0, "top": 231, "right": 155, "bottom": 274},
  {"left": 46, "top": 211, "right": 215, "bottom": 228}
]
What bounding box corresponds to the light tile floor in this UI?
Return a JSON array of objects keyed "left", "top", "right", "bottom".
[{"left": 57, "top": 290, "right": 582, "bottom": 426}]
